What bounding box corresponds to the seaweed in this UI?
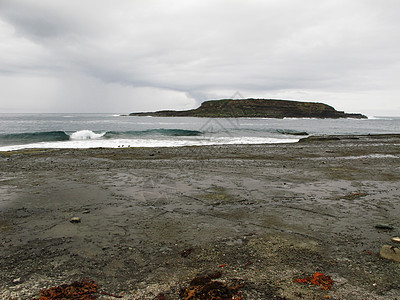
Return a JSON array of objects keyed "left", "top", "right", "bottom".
[
  {"left": 295, "top": 272, "right": 333, "bottom": 290},
  {"left": 34, "top": 278, "right": 122, "bottom": 299},
  {"left": 180, "top": 272, "right": 244, "bottom": 300}
]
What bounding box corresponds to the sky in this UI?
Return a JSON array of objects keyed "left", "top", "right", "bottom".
[{"left": 0, "top": 0, "right": 399, "bottom": 116}]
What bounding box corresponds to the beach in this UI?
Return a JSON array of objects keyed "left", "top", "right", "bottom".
[{"left": 1, "top": 134, "right": 400, "bottom": 299}]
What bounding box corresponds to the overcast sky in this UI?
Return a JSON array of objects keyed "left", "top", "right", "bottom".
[{"left": 0, "top": 0, "right": 399, "bottom": 116}]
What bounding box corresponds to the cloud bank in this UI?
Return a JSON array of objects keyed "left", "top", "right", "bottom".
[{"left": 0, "top": 0, "right": 399, "bottom": 115}]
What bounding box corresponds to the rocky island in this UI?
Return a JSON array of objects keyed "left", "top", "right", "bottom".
[{"left": 129, "top": 98, "right": 367, "bottom": 119}]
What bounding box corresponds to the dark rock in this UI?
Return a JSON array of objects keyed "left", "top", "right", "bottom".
[
  {"left": 181, "top": 248, "right": 194, "bottom": 258},
  {"left": 288, "top": 131, "right": 309, "bottom": 136},
  {"left": 299, "top": 136, "right": 341, "bottom": 143},
  {"left": 375, "top": 224, "right": 394, "bottom": 230}
]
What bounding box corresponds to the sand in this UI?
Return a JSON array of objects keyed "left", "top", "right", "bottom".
[{"left": 1, "top": 134, "right": 400, "bottom": 299}]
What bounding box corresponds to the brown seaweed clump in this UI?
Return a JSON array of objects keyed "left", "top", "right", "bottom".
[
  {"left": 34, "top": 278, "right": 122, "bottom": 299},
  {"left": 35, "top": 279, "right": 98, "bottom": 300},
  {"left": 180, "top": 272, "right": 244, "bottom": 300}
]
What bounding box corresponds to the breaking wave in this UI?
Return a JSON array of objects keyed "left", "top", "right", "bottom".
[
  {"left": 0, "top": 129, "right": 203, "bottom": 146},
  {"left": 70, "top": 130, "right": 106, "bottom": 140}
]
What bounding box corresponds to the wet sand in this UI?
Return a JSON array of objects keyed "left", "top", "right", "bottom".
[{"left": 1, "top": 134, "right": 400, "bottom": 299}]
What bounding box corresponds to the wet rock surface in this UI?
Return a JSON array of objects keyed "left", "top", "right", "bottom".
[{"left": 1, "top": 135, "right": 400, "bottom": 299}]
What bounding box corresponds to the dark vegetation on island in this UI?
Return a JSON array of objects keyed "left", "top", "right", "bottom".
[{"left": 129, "top": 98, "right": 367, "bottom": 119}]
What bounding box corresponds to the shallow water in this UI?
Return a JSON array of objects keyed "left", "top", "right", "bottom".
[{"left": 0, "top": 114, "right": 399, "bottom": 150}]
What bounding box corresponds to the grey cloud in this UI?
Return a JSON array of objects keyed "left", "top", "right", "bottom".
[
  {"left": 0, "top": 1, "right": 77, "bottom": 39},
  {"left": 0, "top": 0, "right": 399, "bottom": 114}
]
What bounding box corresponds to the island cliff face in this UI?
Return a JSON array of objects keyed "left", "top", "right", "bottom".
[{"left": 129, "top": 99, "right": 367, "bottom": 119}]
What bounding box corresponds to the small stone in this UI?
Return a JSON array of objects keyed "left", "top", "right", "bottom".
[
  {"left": 380, "top": 245, "right": 400, "bottom": 262},
  {"left": 82, "top": 210, "right": 90, "bottom": 214},
  {"left": 375, "top": 224, "right": 394, "bottom": 230},
  {"left": 391, "top": 237, "right": 400, "bottom": 244},
  {"left": 70, "top": 217, "right": 81, "bottom": 223},
  {"left": 13, "top": 278, "right": 21, "bottom": 283}
]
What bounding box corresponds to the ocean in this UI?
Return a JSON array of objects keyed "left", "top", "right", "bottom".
[{"left": 0, "top": 113, "right": 399, "bottom": 151}]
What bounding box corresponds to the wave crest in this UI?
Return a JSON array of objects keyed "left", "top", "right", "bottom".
[
  {"left": 0, "top": 131, "right": 69, "bottom": 146},
  {"left": 69, "top": 130, "right": 106, "bottom": 140}
]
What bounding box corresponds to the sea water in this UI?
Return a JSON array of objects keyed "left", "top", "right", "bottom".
[{"left": 0, "top": 113, "right": 399, "bottom": 151}]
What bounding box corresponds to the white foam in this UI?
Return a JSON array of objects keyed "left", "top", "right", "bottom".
[
  {"left": 0, "top": 137, "right": 299, "bottom": 151},
  {"left": 69, "top": 130, "right": 106, "bottom": 140},
  {"left": 369, "top": 116, "right": 396, "bottom": 120}
]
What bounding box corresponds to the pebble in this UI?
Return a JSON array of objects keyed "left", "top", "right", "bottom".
[
  {"left": 70, "top": 217, "right": 81, "bottom": 223},
  {"left": 391, "top": 237, "right": 400, "bottom": 244},
  {"left": 380, "top": 245, "right": 400, "bottom": 262},
  {"left": 375, "top": 224, "right": 394, "bottom": 230}
]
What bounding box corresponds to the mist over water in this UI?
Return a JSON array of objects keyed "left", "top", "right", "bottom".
[{"left": 0, "top": 114, "right": 399, "bottom": 151}]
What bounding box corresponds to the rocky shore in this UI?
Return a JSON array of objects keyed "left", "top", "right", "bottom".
[{"left": 1, "top": 134, "right": 400, "bottom": 299}]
